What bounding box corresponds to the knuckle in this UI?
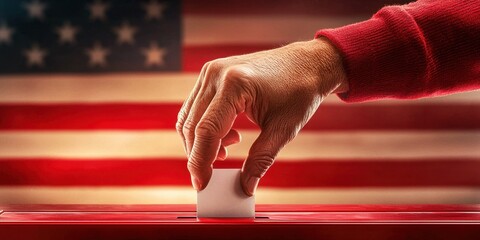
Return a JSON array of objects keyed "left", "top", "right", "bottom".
[
  {"left": 176, "top": 111, "right": 187, "bottom": 132},
  {"left": 182, "top": 119, "right": 196, "bottom": 138},
  {"left": 200, "top": 62, "right": 210, "bottom": 73},
  {"left": 187, "top": 159, "right": 202, "bottom": 173},
  {"left": 175, "top": 120, "right": 184, "bottom": 135},
  {"left": 195, "top": 118, "right": 221, "bottom": 139},
  {"left": 207, "top": 60, "right": 225, "bottom": 72},
  {"left": 250, "top": 153, "right": 275, "bottom": 178},
  {"left": 223, "top": 67, "right": 248, "bottom": 86},
  {"left": 201, "top": 60, "right": 225, "bottom": 87},
  {"left": 187, "top": 152, "right": 211, "bottom": 174},
  {"left": 220, "top": 67, "right": 256, "bottom": 100}
]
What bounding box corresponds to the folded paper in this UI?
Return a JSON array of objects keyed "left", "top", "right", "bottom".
[{"left": 197, "top": 169, "right": 255, "bottom": 218}]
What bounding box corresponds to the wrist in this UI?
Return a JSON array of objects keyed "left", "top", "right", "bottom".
[{"left": 307, "top": 38, "right": 349, "bottom": 95}]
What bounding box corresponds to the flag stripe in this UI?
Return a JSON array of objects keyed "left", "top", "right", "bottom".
[
  {"left": 0, "top": 159, "right": 478, "bottom": 187},
  {"left": 0, "top": 187, "right": 477, "bottom": 204},
  {"left": 1, "top": 74, "right": 478, "bottom": 104},
  {"left": 182, "top": 0, "right": 410, "bottom": 16},
  {"left": 182, "top": 16, "right": 367, "bottom": 45},
  {"left": 1, "top": 104, "right": 479, "bottom": 131},
  {"left": 0, "top": 73, "right": 196, "bottom": 104},
  {"left": 0, "top": 131, "right": 478, "bottom": 159}
]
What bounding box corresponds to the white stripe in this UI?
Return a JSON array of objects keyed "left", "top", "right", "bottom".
[
  {"left": 0, "top": 187, "right": 477, "bottom": 204},
  {"left": 0, "top": 74, "right": 478, "bottom": 104},
  {"left": 0, "top": 131, "right": 478, "bottom": 159},
  {"left": 0, "top": 73, "right": 197, "bottom": 103},
  {"left": 184, "top": 15, "right": 368, "bottom": 45}
]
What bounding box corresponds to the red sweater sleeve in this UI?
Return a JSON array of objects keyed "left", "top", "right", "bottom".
[{"left": 316, "top": 0, "right": 480, "bottom": 102}]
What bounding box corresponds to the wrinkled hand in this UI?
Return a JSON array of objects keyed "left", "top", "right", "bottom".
[{"left": 176, "top": 38, "right": 347, "bottom": 196}]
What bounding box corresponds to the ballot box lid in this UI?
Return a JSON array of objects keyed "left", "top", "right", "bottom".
[
  {"left": 1, "top": 204, "right": 479, "bottom": 239},
  {"left": 2, "top": 203, "right": 480, "bottom": 212}
]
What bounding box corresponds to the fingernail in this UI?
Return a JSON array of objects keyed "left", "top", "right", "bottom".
[
  {"left": 244, "top": 175, "right": 260, "bottom": 196},
  {"left": 191, "top": 176, "right": 202, "bottom": 191}
]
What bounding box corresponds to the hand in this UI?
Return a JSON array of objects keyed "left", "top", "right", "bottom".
[{"left": 176, "top": 38, "right": 348, "bottom": 196}]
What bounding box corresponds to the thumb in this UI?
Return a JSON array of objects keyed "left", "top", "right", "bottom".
[{"left": 240, "top": 125, "right": 295, "bottom": 196}]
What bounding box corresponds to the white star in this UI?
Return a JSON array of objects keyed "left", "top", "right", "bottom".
[
  {"left": 86, "top": 42, "right": 109, "bottom": 67},
  {"left": 24, "top": 0, "right": 47, "bottom": 20},
  {"left": 56, "top": 22, "right": 79, "bottom": 44},
  {"left": 24, "top": 44, "right": 47, "bottom": 67},
  {"left": 142, "top": 42, "right": 166, "bottom": 67},
  {"left": 0, "top": 22, "right": 14, "bottom": 44},
  {"left": 88, "top": 0, "right": 109, "bottom": 21},
  {"left": 114, "top": 22, "right": 137, "bottom": 45},
  {"left": 142, "top": 0, "right": 166, "bottom": 20}
]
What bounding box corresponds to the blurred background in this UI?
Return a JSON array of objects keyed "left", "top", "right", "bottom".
[{"left": 0, "top": 0, "right": 478, "bottom": 205}]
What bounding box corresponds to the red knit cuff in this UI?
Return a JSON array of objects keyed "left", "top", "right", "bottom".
[{"left": 315, "top": 7, "right": 424, "bottom": 102}]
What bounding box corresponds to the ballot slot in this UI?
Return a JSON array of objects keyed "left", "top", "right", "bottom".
[{"left": 176, "top": 216, "right": 269, "bottom": 219}]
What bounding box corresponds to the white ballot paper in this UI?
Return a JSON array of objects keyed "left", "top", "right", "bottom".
[{"left": 197, "top": 169, "right": 255, "bottom": 218}]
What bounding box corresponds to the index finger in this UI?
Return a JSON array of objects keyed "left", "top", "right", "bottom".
[
  {"left": 176, "top": 63, "right": 209, "bottom": 154},
  {"left": 187, "top": 93, "right": 240, "bottom": 190}
]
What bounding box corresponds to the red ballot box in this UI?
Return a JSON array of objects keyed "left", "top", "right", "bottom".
[{"left": 0, "top": 204, "right": 479, "bottom": 239}]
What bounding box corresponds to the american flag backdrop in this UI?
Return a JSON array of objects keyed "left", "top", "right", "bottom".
[{"left": 0, "top": 0, "right": 479, "bottom": 204}]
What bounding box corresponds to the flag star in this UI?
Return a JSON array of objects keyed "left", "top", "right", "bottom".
[
  {"left": 88, "top": 0, "right": 109, "bottom": 21},
  {"left": 142, "top": 43, "right": 166, "bottom": 67},
  {"left": 114, "top": 22, "right": 137, "bottom": 45},
  {"left": 86, "top": 42, "right": 109, "bottom": 67},
  {"left": 24, "top": 0, "right": 47, "bottom": 20},
  {"left": 24, "top": 44, "right": 47, "bottom": 67},
  {"left": 56, "top": 22, "right": 79, "bottom": 44},
  {"left": 142, "top": 0, "right": 166, "bottom": 20},
  {"left": 0, "top": 22, "right": 14, "bottom": 44}
]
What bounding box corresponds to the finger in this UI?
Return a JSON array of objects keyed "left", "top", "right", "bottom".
[
  {"left": 176, "top": 63, "right": 209, "bottom": 154},
  {"left": 176, "top": 83, "right": 201, "bottom": 154},
  {"left": 183, "top": 84, "right": 216, "bottom": 156},
  {"left": 188, "top": 93, "right": 240, "bottom": 190},
  {"left": 222, "top": 129, "right": 241, "bottom": 146},
  {"left": 217, "top": 146, "right": 227, "bottom": 161},
  {"left": 240, "top": 124, "right": 296, "bottom": 196},
  {"left": 182, "top": 64, "right": 222, "bottom": 156},
  {"left": 217, "top": 130, "right": 241, "bottom": 161}
]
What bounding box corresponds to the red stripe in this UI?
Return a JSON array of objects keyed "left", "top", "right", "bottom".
[
  {"left": 0, "top": 158, "right": 478, "bottom": 187},
  {"left": 0, "top": 104, "right": 479, "bottom": 130},
  {"left": 183, "top": 0, "right": 411, "bottom": 16},
  {"left": 183, "top": 45, "right": 276, "bottom": 72}
]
